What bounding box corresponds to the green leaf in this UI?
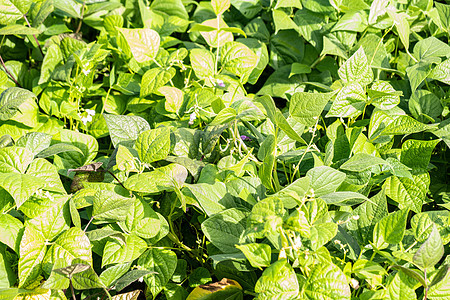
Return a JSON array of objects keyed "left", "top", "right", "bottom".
[
  {"left": 0, "top": 88, "right": 36, "bottom": 121},
  {"left": 293, "top": 9, "right": 323, "bottom": 50},
  {"left": 198, "top": 18, "right": 233, "bottom": 48},
  {"left": 0, "top": 25, "right": 40, "bottom": 35},
  {"left": 406, "top": 58, "right": 435, "bottom": 93},
  {"left": 36, "top": 143, "right": 84, "bottom": 159},
  {"left": 382, "top": 115, "right": 433, "bottom": 135},
  {"left": 0, "top": 214, "right": 22, "bottom": 252},
  {"left": 201, "top": 208, "right": 248, "bottom": 254},
  {"left": 220, "top": 42, "right": 258, "bottom": 83},
  {"left": 413, "top": 37, "right": 450, "bottom": 61},
  {"left": 18, "top": 226, "right": 46, "bottom": 288},
  {"left": 71, "top": 259, "right": 104, "bottom": 290},
  {"left": 310, "top": 222, "right": 338, "bottom": 250},
  {"left": 236, "top": 243, "right": 270, "bottom": 269},
  {"left": 347, "top": 189, "right": 388, "bottom": 245},
  {"left": 320, "top": 191, "right": 369, "bottom": 206},
  {"left": 338, "top": 47, "right": 373, "bottom": 86},
  {"left": 388, "top": 12, "right": 409, "bottom": 52},
  {"left": 26, "top": 158, "right": 66, "bottom": 194},
  {"left": 0, "top": 173, "right": 45, "bottom": 208},
  {"left": 138, "top": 248, "right": 177, "bottom": 298},
  {"left": 0, "top": 244, "right": 15, "bottom": 288},
  {"left": 429, "top": 58, "right": 450, "bottom": 85},
  {"left": 54, "top": 129, "right": 99, "bottom": 170},
  {"left": 115, "top": 269, "right": 154, "bottom": 291},
  {"left": 340, "top": 153, "right": 386, "bottom": 172},
  {"left": 16, "top": 132, "right": 52, "bottom": 157},
  {"left": 118, "top": 28, "right": 160, "bottom": 63},
  {"left": 92, "top": 190, "right": 133, "bottom": 224},
  {"left": 369, "top": 81, "right": 401, "bottom": 110},
  {"left": 32, "top": 0, "right": 54, "bottom": 27},
  {"left": 125, "top": 164, "right": 187, "bottom": 194},
  {"left": 289, "top": 92, "right": 332, "bottom": 126},
  {"left": 413, "top": 226, "right": 444, "bottom": 270},
  {"left": 212, "top": 0, "right": 230, "bottom": 15},
  {"left": 385, "top": 172, "right": 429, "bottom": 213},
  {"left": 255, "top": 259, "right": 299, "bottom": 299},
  {"left": 135, "top": 127, "right": 170, "bottom": 164},
  {"left": 119, "top": 197, "right": 161, "bottom": 239},
  {"left": 140, "top": 67, "right": 176, "bottom": 97},
  {"left": 99, "top": 262, "right": 131, "bottom": 288},
  {"left": 247, "top": 197, "right": 284, "bottom": 239},
  {"left": 333, "top": 11, "right": 367, "bottom": 32},
  {"left": 273, "top": 9, "right": 298, "bottom": 32},
  {"left": 269, "top": 30, "right": 305, "bottom": 69},
  {"left": 53, "top": 0, "right": 81, "bottom": 18},
  {"left": 387, "top": 270, "right": 417, "bottom": 300},
  {"left": 428, "top": 265, "right": 450, "bottom": 299},
  {"left": 159, "top": 86, "right": 184, "bottom": 115},
  {"left": 326, "top": 82, "right": 366, "bottom": 118},
  {"left": 0, "top": 146, "right": 33, "bottom": 173},
  {"left": 391, "top": 265, "right": 426, "bottom": 287},
  {"left": 400, "top": 139, "right": 440, "bottom": 170},
  {"left": 183, "top": 182, "right": 230, "bottom": 216},
  {"left": 190, "top": 49, "right": 215, "bottom": 79},
  {"left": 42, "top": 228, "right": 92, "bottom": 275},
  {"left": 373, "top": 209, "right": 409, "bottom": 247},
  {"left": 188, "top": 267, "right": 211, "bottom": 288},
  {"left": 306, "top": 166, "right": 346, "bottom": 197},
  {"left": 302, "top": 261, "right": 351, "bottom": 300},
  {"left": 0, "top": 0, "right": 32, "bottom": 25},
  {"left": 102, "top": 233, "right": 147, "bottom": 267},
  {"left": 26, "top": 195, "right": 70, "bottom": 241},
  {"left": 435, "top": 2, "right": 450, "bottom": 33},
  {"left": 165, "top": 283, "right": 188, "bottom": 300},
  {"left": 273, "top": 174, "right": 310, "bottom": 209},
  {"left": 409, "top": 90, "right": 443, "bottom": 122},
  {"left": 104, "top": 114, "right": 151, "bottom": 148}
]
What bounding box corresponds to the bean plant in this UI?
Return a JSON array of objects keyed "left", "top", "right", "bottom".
[{"left": 0, "top": 0, "right": 449, "bottom": 299}]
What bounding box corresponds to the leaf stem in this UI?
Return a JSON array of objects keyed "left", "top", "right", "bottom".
[
  {"left": 23, "top": 14, "right": 44, "bottom": 57},
  {"left": 310, "top": 54, "right": 325, "bottom": 69},
  {"left": 70, "top": 280, "right": 77, "bottom": 300},
  {"left": 290, "top": 118, "right": 320, "bottom": 182},
  {"left": 83, "top": 216, "right": 94, "bottom": 233},
  {"left": 424, "top": 269, "right": 428, "bottom": 300},
  {"left": 106, "top": 170, "right": 127, "bottom": 190},
  {"left": 244, "top": 290, "right": 257, "bottom": 296},
  {"left": 0, "top": 54, "right": 21, "bottom": 87},
  {"left": 369, "top": 25, "right": 393, "bottom": 67}
]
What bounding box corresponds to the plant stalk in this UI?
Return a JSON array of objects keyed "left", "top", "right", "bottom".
[
  {"left": 0, "top": 55, "right": 21, "bottom": 87},
  {"left": 23, "top": 14, "right": 44, "bottom": 57}
]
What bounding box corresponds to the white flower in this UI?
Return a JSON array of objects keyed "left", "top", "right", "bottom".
[
  {"left": 85, "top": 109, "right": 96, "bottom": 116},
  {"left": 350, "top": 278, "right": 360, "bottom": 289},
  {"left": 80, "top": 115, "right": 93, "bottom": 125},
  {"left": 82, "top": 68, "right": 91, "bottom": 76},
  {"left": 352, "top": 215, "right": 360, "bottom": 220}
]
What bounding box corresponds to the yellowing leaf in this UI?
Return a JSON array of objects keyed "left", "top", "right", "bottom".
[{"left": 186, "top": 278, "right": 242, "bottom": 300}]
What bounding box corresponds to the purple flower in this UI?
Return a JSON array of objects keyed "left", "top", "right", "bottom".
[
  {"left": 216, "top": 79, "right": 225, "bottom": 88},
  {"left": 240, "top": 135, "right": 251, "bottom": 141}
]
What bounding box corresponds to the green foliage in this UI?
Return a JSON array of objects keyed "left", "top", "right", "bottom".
[{"left": 0, "top": 0, "right": 449, "bottom": 299}]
